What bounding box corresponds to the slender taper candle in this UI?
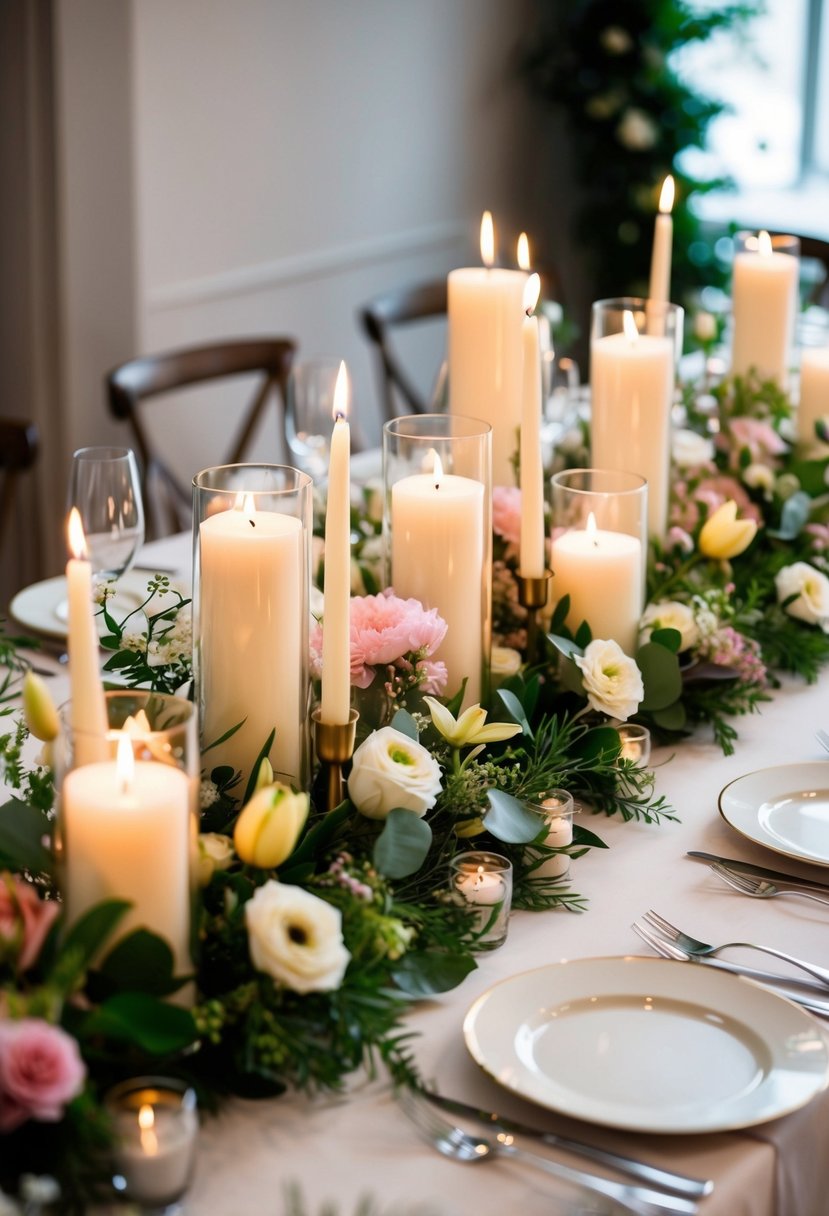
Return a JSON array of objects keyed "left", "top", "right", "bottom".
[
  {"left": 519, "top": 274, "right": 545, "bottom": 578},
  {"left": 66, "top": 509, "right": 108, "bottom": 765},
  {"left": 320, "top": 362, "right": 352, "bottom": 725}
]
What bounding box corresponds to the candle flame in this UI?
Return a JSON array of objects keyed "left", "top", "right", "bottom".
[
  {"left": 476, "top": 865, "right": 484, "bottom": 879},
  {"left": 517, "top": 232, "right": 530, "bottom": 271},
  {"left": 523, "top": 272, "right": 541, "bottom": 315},
  {"left": 432, "top": 450, "right": 443, "bottom": 489},
  {"left": 586, "top": 512, "right": 598, "bottom": 543},
  {"left": 332, "top": 360, "right": 349, "bottom": 421},
  {"left": 138, "top": 1103, "right": 159, "bottom": 1157},
  {"left": 622, "top": 310, "right": 639, "bottom": 343},
  {"left": 658, "top": 174, "right": 675, "bottom": 214},
  {"left": 67, "top": 508, "right": 87, "bottom": 560},
  {"left": 138, "top": 1104, "right": 154, "bottom": 1132},
  {"left": 116, "top": 732, "right": 135, "bottom": 794},
  {"left": 758, "top": 229, "right": 773, "bottom": 257},
  {"left": 480, "top": 210, "right": 495, "bottom": 268}
]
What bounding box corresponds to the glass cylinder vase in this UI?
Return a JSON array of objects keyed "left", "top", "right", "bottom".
[
  {"left": 550, "top": 469, "right": 647, "bottom": 656},
  {"left": 193, "top": 464, "right": 312, "bottom": 792},
  {"left": 731, "top": 230, "right": 799, "bottom": 390},
  {"left": 590, "top": 297, "right": 683, "bottom": 539},
  {"left": 383, "top": 414, "right": 492, "bottom": 708}
]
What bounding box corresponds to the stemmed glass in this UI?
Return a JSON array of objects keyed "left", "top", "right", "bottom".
[
  {"left": 68, "top": 446, "right": 145, "bottom": 581},
  {"left": 286, "top": 359, "right": 342, "bottom": 479}
]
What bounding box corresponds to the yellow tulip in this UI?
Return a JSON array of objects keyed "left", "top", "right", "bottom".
[
  {"left": 22, "top": 671, "right": 60, "bottom": 742},
  {"left": 233, "top": 783, "right": 309, "bottom": 869},
  {"left": 253, "top": 756, "right": 274, "bottom": 793},
  {"left": 698, "top": 500, "right": 757, "bottom": 560},
  {"left": 423, "top": 696, "right": 522, "bottom": 748}
]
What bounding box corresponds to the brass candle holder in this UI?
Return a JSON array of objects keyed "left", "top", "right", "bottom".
[
  {"left": 516, "top": 570, "right": 552, "bottom": 664},
  {"left": 312, "top": 708, "right": 359, "bottom": 812}
]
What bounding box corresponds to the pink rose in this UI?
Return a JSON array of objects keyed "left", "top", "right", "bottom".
[
  {"left": 0, "top": 874, "right": 60, "bottom": 971},
  {"left": 492, "top": 486, "right": 522, "bottom": 547},
  {"left": 0, "top": 1019, "right": 86, "bottom": 1130}
]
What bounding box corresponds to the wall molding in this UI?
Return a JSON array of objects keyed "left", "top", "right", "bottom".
[{"left": 145, "top": 220, "right": 466, "bottom": 313}]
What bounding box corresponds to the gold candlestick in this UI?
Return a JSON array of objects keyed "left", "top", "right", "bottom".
[
  {"left": 312, "top": 708, "right": 359, "bottom": 813},
  {"left": 516, "top": 570, "right": 552, "bottom": 663}
]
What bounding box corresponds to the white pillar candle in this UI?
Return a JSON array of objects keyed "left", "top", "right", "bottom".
[
  {"left": 448, "top": 212, "right": 527, "bottom": 486},
  {"left": 731, "top": 231, "right": 798, "bottom": 388},
  {"left": 391, "top": 458, "right": 484, "bottom": 706},
  {"left": 648, "top": 175, "right": 674, "bottom": 304},
  {"left": 63, "top": 736, "right": 192, "bottom": 974},
  {"left": 798, "top": 346, "right": 829, "bottom": 450},
  {"left": 590, "top": 313, "right": 674, "bottom": 537},
  {"left": 320, "top": 362, "right": 352, "bottom": 725},
  {"left": 520, "top": 274, "right": 545, "bottom": 578},
  {"left": 551, "top": 514, "right": 643, "bottom": 654},
  {"left": 199, "top": 497, "right": 303, "bottom": 785},
  {"left": 66, "top": 509, "right": 108, "bottom": 766}
]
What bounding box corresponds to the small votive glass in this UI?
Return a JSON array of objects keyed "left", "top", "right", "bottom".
[
  {"left": 450, "top": 851, "right": 513, "bottom": 950},
  {"left": 107, "top": 1077, "right": 198, "bottom": 1213},
  {"left": 526, "top": 789, "right": 577, "bottom": 879},
  {"left": 617, "top": 723, "right": 652, "bottom": 767}
]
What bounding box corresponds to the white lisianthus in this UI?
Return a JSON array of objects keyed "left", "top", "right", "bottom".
[
  {"left": 574, "top": 639, "right": 644, "bottom": 721},
  {"left": 348, "top": 727, "right": 442, "bottom": 820},
  {"left": 775, "top": 562, "right": 829, "bottom": 631},
  {"left": 197, "top": 833, "right": 235, "bottom": 886},
  {"left": 639, "top": 601, "right": 699, "bottom": 652},
  {"left": 672, "top": 428, "right": 714, "bottom": 469},
  {"left": 616, "top": 108, "right": 658, "bottom": 151},
  {"left": 245, "top": 881, "right": 350, "bottom": 994}
]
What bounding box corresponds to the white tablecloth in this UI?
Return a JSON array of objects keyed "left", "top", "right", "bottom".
[{"left": 14, "top": 537, "right": 829, "bottom": 1216}]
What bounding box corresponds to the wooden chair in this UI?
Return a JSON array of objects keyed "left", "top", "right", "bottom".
[
  {"left": 798, "top": 234, "right": 829, "bottom": 307},
  {"left": 0, "top": 418, "right": 39, "bottom": 554},
  {"left": 106, "top": 337, "right": 296, "bottom": 538}
]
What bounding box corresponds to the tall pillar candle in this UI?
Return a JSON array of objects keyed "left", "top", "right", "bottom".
[
  {"left": 731, "top": 230, "right": 799, "bottom": 388},
  {"left": 519, "top": 274, "right": 545, "bottom": 578},
  {"left": 320, "top": 362, "right": 352, "bottom": 725},
  {"left": 199, "top": 497, "right": 304, "bottom": 786},
  {"left": 648, "top": 175, "right": 675, "bottom": 304},
  {"left": 550, "top": 514, "right": 643, "bottom": 654},
  {"left": 448, "top": 212, "right": 527, "bottom": 486},
  {"left": 798, "top": 346, "right": 829, "bottom": 451},
  {"left": 66, "top": 509, "right": 108, "bottom": 765}
]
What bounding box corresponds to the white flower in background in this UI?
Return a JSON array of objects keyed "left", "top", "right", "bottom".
[
  {"left": 672, "top": 428, "right": 715, "bottom": 468},
  {"left": 197, "top": 833, "right": 235, "bottom": 886},
  {"left": 775, "top": 562, "right": 829, "bottom": 631},
  {"left": 245, "top": 881, "right": 350, "bottom": 994},
  {"left": 616, "top": 108, "right": 658, "bottom": 151},
  {"left": 147, "top": 608, "right": 192, "bottom": 667},
  {"left": 574, "top": 639, "right": 644, "bottom": 721},
  {"left": 600, "top": 25, "right": 633, "bottom": 54},
  {"left": 639, "top": 601, "right": 699, "bottom": 652},
  {"left": 199, "top": 779, "right": 220, "bottom": 809},
  {"left": 348, "top": 727, "right": 442, "bottom": 820},
  {"left": 93, "top": 581, "right": 116, "bottom": 606},
  {"left": 491, "top": 646, "right": 522, "bottom": 685},
  {"left": 693, "top": 311, "right": 718, "bottom": 343},
  {"left": 743, "top": 463, "right": 775, "bottom": 498},
  {"left": 691, "top": 596, "right": 720, "bottom": 640},
  {"left": 585, "top": 90, "right": 624, "bottom": 120},
  {"left": 309, "top": 584, "right": 325, "bottom": 620},
  {"left": 361, "top": 478, "right": 384, "bottom": 524}
]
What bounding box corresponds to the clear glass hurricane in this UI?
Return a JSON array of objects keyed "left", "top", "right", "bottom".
[
  {"left": 286, "top": 358, "right": 342, "bottom": 479},
  {"left": 68, "top": 446, "right": 145, "bottom": 580}
]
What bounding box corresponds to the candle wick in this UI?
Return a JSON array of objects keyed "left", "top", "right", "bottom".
[
  {"left": 249, "top": 518, "right": 255, "bottom": 528},
  {"left": 335, "top": 411, "right": 346, "bottom": 422},
  {"left": 525, "top": 307, "right": 533, "bottom": 318}
]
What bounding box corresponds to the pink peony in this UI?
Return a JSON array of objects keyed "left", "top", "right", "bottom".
[
  {"left": 492, "top": 486, "right": 522, "bottom": 547},
  {"left": 0, "top": 874, "right": 60, "bottom": 972},
  {"left": 0, "top": 1019, "right": 86, "bottom": 1131},
  {"left": 312, "top": 591, "right": 448, "bottom": 691}
]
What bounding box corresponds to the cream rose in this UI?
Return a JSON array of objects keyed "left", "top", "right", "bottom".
[
  {"left": 245, "top": 881, "right": 350, "bottom": 994},
  {"left": 348, "top": 727, "right": 442, "bottom": 820},
  {"left": 196, "top": 833, "right": 235, "bottom": 887},
  {"left": 671, "top": 428, "right": 714, "bottom": 469},
  {"left": 639, "top": 601, "right": 699, "bottom": 652},
  {"left": 775, "top": 562, "right": 829, "bottom": 631},
  {"left": 574, "top": 639, "right": 644, "bottom": 721}
]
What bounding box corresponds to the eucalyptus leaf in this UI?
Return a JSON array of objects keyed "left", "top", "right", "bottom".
[
  {"left": 768, "top": 491, "right": 811, "bottom": 541},
  {"left": 484, "top": 790, "right": 544, "bottom": 844},
  {"left": 391, "top": 950, "right": 476, "bottom": 997},
  {"left": 547, "top": 634, "right": 583, "bottom": 662},
  {"left": 649, "top": 627, "right": 682, "bottom": 654},
  {"left": 496, "top": 689, "right": 532, "bottom": 739},
  {"left": 650, "top": 701, "right": 688, "bottom": 730},
  {"left": 391, "top": 708, "right": 419, "bottom": 741},
  {"left": 550, "top": 594, "right": 570, "bottom": 632},
  {"left": 572, "top": 726, "right": 621, "bottom": 762},
  {"left": 636, "top": 642, "right": 683, "bottom": 711},
  {"left": 0, "top": 798, "right": 53, "bottom": 876},
  {"left": 55, "top": 899, "right": 131, "bottom": 984},
  {"left": 373, "top": 808, "right": 432, "bottom": 879},
  {"left": 790, "top": 456, "right": 829, "bottom": 495}
]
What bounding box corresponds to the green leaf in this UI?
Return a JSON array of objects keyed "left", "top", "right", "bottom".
[
  {"left": 0, "top": 798, "right": 53, "bottom": 876},
  {"left": 443, "top": 679, "right": 468, "bottom": 718},
  {"left": 572, "top": 726, "right": 622, "bottom": 762},
  {"left": 102, "top": 650, "right": 138, "bottom": 671},
  {"left": 788, "top": 457, "right": 828, "bottom": 497},
  {"left": 242, "top": 728, "right": 276, "bottom": 804},
  {"left": 550, "top": 593, "right": 570, "bottom": 632},
  {"left": 636, "top": 642, "right": 683, "bottom": 711},
  {"left": 547, "top": 634, "right": 583, "bottom": 662},
  {"left": 574, "top": 620, "right": 593, "bottom": 649},
  {"left": 391, "top": 709, "right": 419, "bottom": 741},
  {"left": 484, "top": 790, "right": 544, "bottom": 844},
  {"left": 54, "top": 899, "right": 131, "bottom": 985},
  {"left": 768, "top": 491, "right": 811, "bottom": 541},
  {"left": 391, "top": 950, "right": 476, "bottom": 997},
  {"left": 496, "top": 689, "right": 533, "bottom": 739},
  {"left": 650, "top": 701, "right": 688, "bottom": 730},
  {"left": 98, "top": 929, "right": 181, "bottom": 996},
  {"left": 80, "top": 993, "right": 197, "bottom": 1055},
  {"left": 373, "top": 808, "right": 432, "bottom": 879},
  {"left": 650, "top": 627, "right": 682, "bottom": 654},
  {"left": 203, "top": 719, "right": 245, "bottom": 753},
  {"left": 285, "top": 800, "right": 353, "bottom": 871},
  {"left": 572, "top": 823, "right": 608, "bottom": 849}
]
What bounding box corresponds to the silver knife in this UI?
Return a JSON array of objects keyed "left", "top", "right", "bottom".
[
  {"left": 687, "top": 851, "right": 829, "bottom": 894},
  {"left": 418, "top": 1088, "right": 713, "bottom": 1199}
]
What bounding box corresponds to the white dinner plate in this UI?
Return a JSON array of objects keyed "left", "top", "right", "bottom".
[
  {"left": 719, "top": 763, "right": 829, "bottom": 868},
  {"left": 10, "top": 571, "right": 158, "bottom": 642},
  {"left": 463, "top": 957, "right": 829, "bottom": 1134}
]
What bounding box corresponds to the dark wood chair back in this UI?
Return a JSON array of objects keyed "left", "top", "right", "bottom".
[
  {"left": 0, "top": 418, "right": 39, "bottom": 555},
  {"left": 106, "top": 337, "right": 296, "bottom": 538},
  {"left": 798, "top": 234, "right": 829, "bottom": 307}
]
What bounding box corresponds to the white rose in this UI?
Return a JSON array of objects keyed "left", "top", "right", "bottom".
[
  {"left": 693, "top": 311, "right": 718, "bottom": 343},
  {"left": 639, "top": 601, "right": 699, "bottom": 652},
  {"left": 491, "top": 646, "right": 522, "bottom": 686},
  {"left": 245, "top": 881, "right": 350, "bottom": 994},
  {"left": 672, "top": 428, "right": 714, "bottom": 469},
  {"left": 775, "top": 562, "right": 829, "bottom": 631},
  {"left": 574, "top": 639, "right": 644, "bottom": 721},
  {"left": 348, "top": 727, "right": 442, "bottom": 820},
  {"left": 197, "top": 832, "right": 235, "bottom": 886}
]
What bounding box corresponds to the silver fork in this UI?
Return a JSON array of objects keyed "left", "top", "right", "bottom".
[
  {"left": 711, "top": 863, "right": 829, "bottom": 907},
  {"left": 643, "top": 909, "right": 829, "bottom": 988},
  {"left": 397, "top": 1088, "right": 700, "bottom": 1216}
]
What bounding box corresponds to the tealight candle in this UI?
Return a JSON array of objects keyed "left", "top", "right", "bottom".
[
  {"left": 450, "top": 851, "right": 513, "bottom": 950},
  {"left": 617, "top": 723, "right": 651, "bottom": 767},
  {"left": 528, "top": 789, "right": 577, "bottom": 879},
  {"left": 107, "top": 1078, "right": 198, "bottom": 1209}
]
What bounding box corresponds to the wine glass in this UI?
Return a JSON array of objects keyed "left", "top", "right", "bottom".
[
  {"left": 286, "top": 359, "right": 342, "bottom": 479},
  {"left": 68, "top": 446, "right": 145, "bottom": 581}
]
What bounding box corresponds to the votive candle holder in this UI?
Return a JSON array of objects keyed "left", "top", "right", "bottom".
[
  {"left": 526, "top": 789, "right": 577, "bottom": 879},
  {"left": 107, "top": 1077, "right": 198, "bottom": 1212},
  {"left": 617, "top": 723, "right": 652, "bottom": 768},
  {"left": 450, "top": 850, "right": 512, "bottom": 950}
]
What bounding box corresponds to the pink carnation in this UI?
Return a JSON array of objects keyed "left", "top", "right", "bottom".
[
  {"left": 0, "top": 1019, "right": 86, "bottom": 1131},
  {"left": 492, "top": 486, "right": 521, "bottom": 547},
  {"left": 0, "top": 874, "right": 59, "bottom": 972},
  {"left": 312, "top": 591, "right": 448, "bottom": 691},
  {"left": 725, "top": 417, "right": 787, "bottom": 466}
]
